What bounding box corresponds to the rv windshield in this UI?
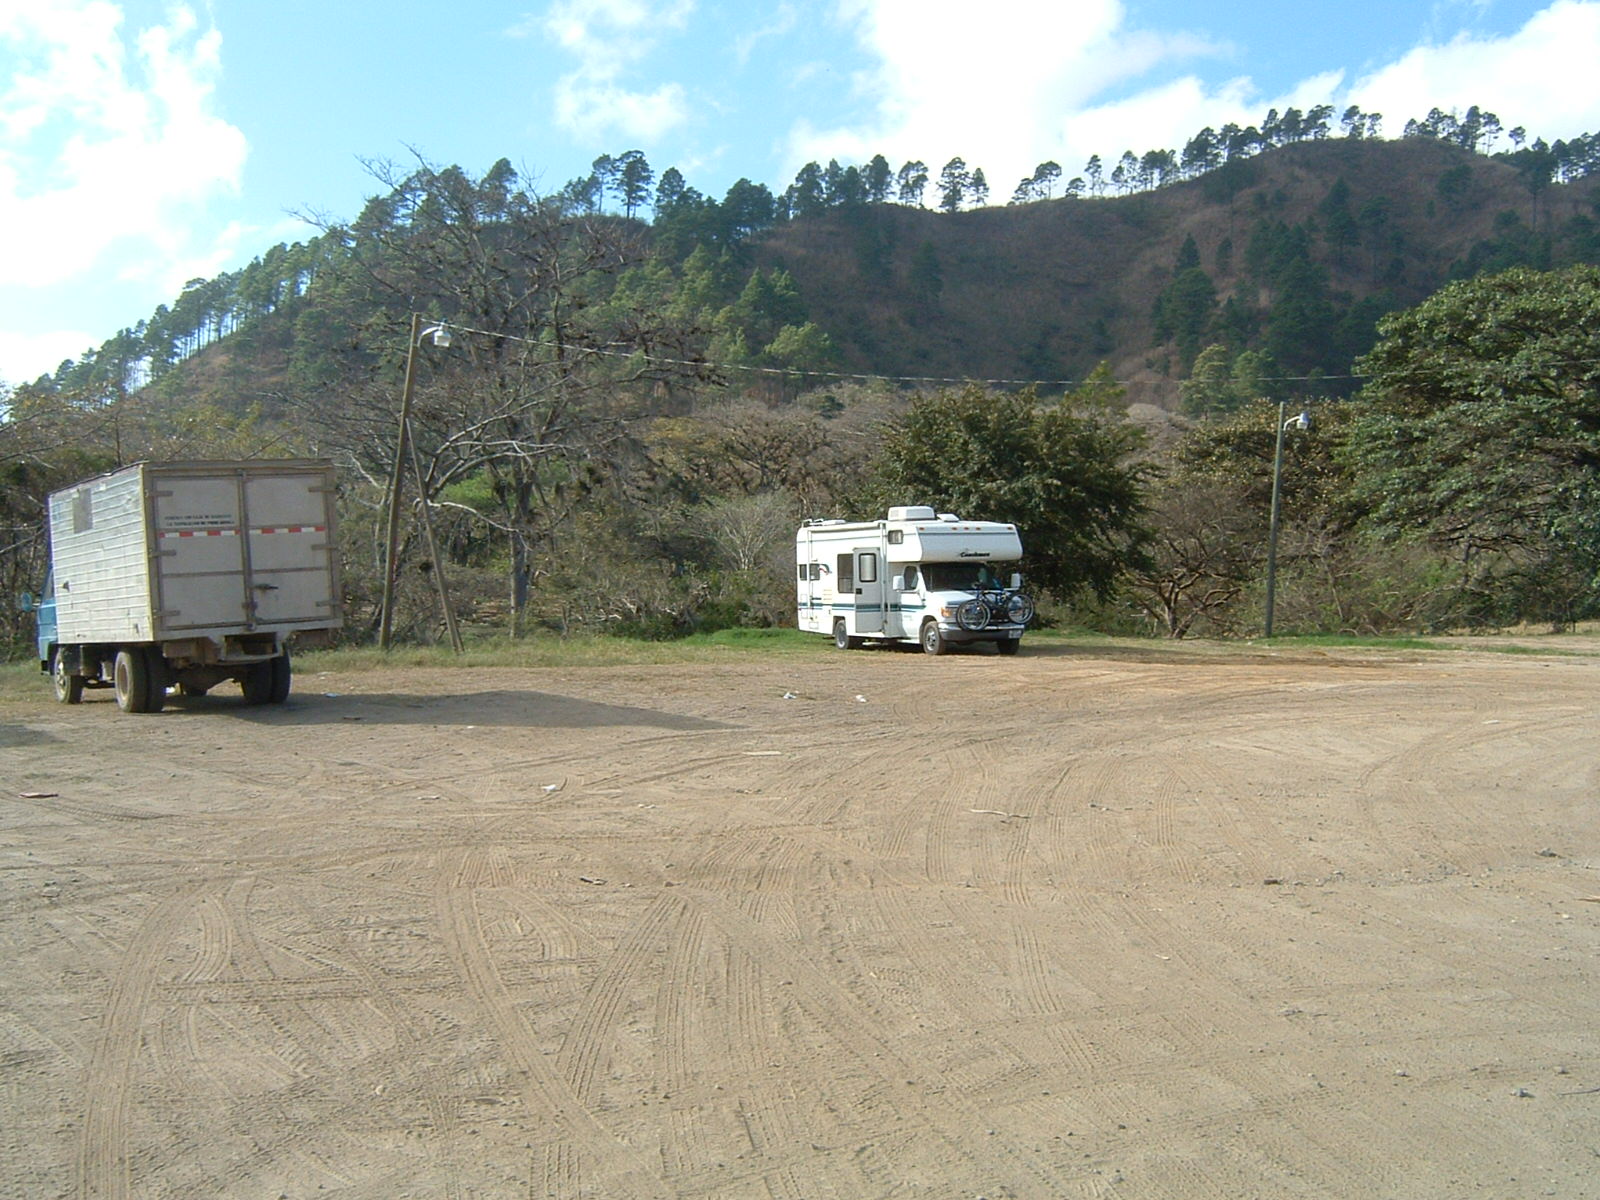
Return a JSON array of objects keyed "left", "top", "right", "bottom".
[{"left": 921, "top": 562, "right": 1005, "bottom": 591}]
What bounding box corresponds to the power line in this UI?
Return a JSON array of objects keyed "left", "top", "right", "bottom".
[{"left": 417, "top": 319, "right": 1376, "bottom": 391}]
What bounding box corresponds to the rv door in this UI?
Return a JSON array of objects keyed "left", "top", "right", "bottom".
[{"left": 853, "top": 550, "right": 884, "bottom": 634}]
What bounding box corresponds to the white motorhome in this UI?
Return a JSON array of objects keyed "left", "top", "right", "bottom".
[{"left": 796, "top": 506, "right": 1035, "bottom": 654}]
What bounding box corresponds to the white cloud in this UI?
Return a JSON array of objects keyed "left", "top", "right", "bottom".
[
  {"left": 1347, "top": 0, "right": 1600, "bottom": 137},
  {"left": 790, "top": 0, "right": 1223, "bottom": 190},
  {"left": 553, "top": 78, "right": 691, "bottom": 144},
  {"left": 0, "top": 328, "right": 97, "bottom": 385},
  {"left": 0, "top": 2, "right": 248, "bottom": 289},
  {"left": 792, "top": 0, "right": 1600, "bottom": 195},
  {"left": 535, "top": 0, "right": 696, "bottom": 143},
  {"left": 734, "top": 4, "right": 799, "bottom": 66}
]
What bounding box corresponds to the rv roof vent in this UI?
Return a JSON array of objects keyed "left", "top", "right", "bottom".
[
  {"left": 887, "top": 505, "right": 937, "bottom": 521},
  {"left": 938, "top": 512, "right": 960, "bottom": 522}
]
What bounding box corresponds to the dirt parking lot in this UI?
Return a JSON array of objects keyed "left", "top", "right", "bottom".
[{"left": 2, "top": 639, "right": 1598, "bottom": 1199}]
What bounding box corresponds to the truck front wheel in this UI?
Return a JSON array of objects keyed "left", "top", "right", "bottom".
[
  {"left": 113, "top": 648, "right": 162, "bottom": 713},
  {"left": 921, "top": 620, "right": 948, "bottom": 656},
  {"left": 51, "top": 650, "right": 83, "bottom": 704}
]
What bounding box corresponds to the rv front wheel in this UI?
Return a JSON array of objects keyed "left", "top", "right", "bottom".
[
  {"left": 995, "top": 638, "right": 1021, "bottom": 656},
  {"left": 921, "top": 620, "right": 948, "bottom": 656}
]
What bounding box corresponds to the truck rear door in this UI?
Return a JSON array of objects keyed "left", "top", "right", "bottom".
[
  {"left": 152, "top": 467, "right": 335, "bottom": 632},
  {"left": 241, "top": 472, "right": 335, "bottom": 625}
]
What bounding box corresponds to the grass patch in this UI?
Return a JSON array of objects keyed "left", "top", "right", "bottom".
[{"left": 1256, "top": 633, "right": 1450, "bottom": 651}]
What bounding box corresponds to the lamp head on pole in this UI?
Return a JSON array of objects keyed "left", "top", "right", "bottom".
[{"left": 422, "top": 323, "right": 452, "bottom": 349}]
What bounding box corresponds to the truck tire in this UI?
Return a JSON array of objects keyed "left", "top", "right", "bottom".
[
  {"left": 995, "top": 638, "right": 1021, "bottom": 656},
  {"left": 242, "top": 652, "right": 291, "bottom": 705},
  {"left": 113, "top": 647, "right": 160, "bottom": 713},
  {"left": 51, "top": 649, "right": 83, "bottom": 704},
  {"left": 268, "top": 649, "right": 292, "bottom": 704},
  {"left": 921, "top": 620, "right": 948, "bottom": 656}
]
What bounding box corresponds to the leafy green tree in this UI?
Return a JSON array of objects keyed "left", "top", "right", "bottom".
[
  {"left": 616, "top": 150, "right": 654, "bottom": 217},
  {"left": 969, "top": 168, "right": 990, "bottom": 208},
  {"left": 870, "top": 379, "right": 1148, "bottom": 600},
  {"left": 1319, "top": 178, "right": 1360, "bottom": 265},
  {"left": 654, "top": 166, "right": 688, "bottom": 213},
  {"left": 896, "top": 160, "right": 928, "bottom": 206},
  {"left": 864, "top": 154, "right": 894, "bottom": 203},
  {"left": 786, "top": 162, "right": 827, "bottom": 217},
  {"left": 1084, "top": 154, "right": 1104, "bottom": 195},
  {"left": 937, "top": 158, "right": 969, "bottom": 212},
  {"left": 1154, "top": 239, "right": 1216, "bottom": 367},
  {"left": 720, "top": 178, "right": 776, "bottom": 241},
  {"left": 1179, "top": 344, "right": 1237, "bottom": 416},
  {"left": 1343, "top": 265, "right": 1600, "bottom": 624}
]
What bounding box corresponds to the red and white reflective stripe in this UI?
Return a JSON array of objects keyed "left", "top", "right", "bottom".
[{"left": 158, "top": 524, "right": 326, "bottom": 537}]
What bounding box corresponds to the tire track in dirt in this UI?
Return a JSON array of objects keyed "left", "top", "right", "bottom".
[
  {"left": 433, "top": 847, "right": 676, "bottom": 1200},
  {"left": 685, "top": 889, "right": 1086, "bottom": 1197},
  {"left": 76, "top": 883, "right": 209, "bottom": 1200}
]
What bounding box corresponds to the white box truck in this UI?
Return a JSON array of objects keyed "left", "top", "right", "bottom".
[
  {"left": 796, "top": 506, "right": 1035, "bottom": 655},
  {"left": 30, "top": 460, "right": 342, "bottom": 712}
]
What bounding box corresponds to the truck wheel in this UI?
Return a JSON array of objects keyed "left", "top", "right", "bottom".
[
  {"left": 832, "top": 619, "right": 860, "bottom": 650},
  {"left": 242, "top": 653, "right": 291, "bottom": 705},
  {"left": 268, "top": 650, "right": 292, "bottom": 704},
  {"left": 113, "top": 648, "right": 159, "bottom": 713},
  {"left": 921, "top": 620, "right": 948, "bottom": 656},
  {"left": 241, "top": 660, "right": 272, "bottom": 705},
  {"left": 995, "top": 638, "right": 1021, "bottom": 656},
  {"left": 51, "top": 650, "right": 83, "bottom": 704}
]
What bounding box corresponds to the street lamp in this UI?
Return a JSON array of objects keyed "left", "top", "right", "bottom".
[
  {"left": 379, "top": 313, "right": 463, "bottom": 652},
  {"left": 1264, "top": 402, "right": 1311, "bottom": 639}
]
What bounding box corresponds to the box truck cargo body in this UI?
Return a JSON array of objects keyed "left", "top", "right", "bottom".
[
  {"left": 33, "top": 460, "right": 342, "bottom": 711},
  {"left": 796, "top": 506, "right": 1034, "bottom": 655}
]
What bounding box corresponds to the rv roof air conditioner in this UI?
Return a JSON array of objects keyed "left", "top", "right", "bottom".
[{"left": 887, "top": 505, "right": 937, "bottom": 522}]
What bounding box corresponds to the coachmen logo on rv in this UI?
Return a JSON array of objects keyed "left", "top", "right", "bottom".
[{"left": 795, "top": 507, "right": 1035, "bottom": 656}]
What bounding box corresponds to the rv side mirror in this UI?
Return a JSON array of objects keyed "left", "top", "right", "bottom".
[
  {"left": 1010, "top": 573, "right": 1022, "bottom": 590},
  {"left": 17, "top": 591, "right": 34, "bottom": 613},
  {"left": 891, "top": 575, "right": 904, "bottom": 590}
]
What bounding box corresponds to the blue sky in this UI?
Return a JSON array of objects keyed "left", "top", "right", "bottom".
[{"left": 4, "top": 0, "right": 1599, "bottom": 384}]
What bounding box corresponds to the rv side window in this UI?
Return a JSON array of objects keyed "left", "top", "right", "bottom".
[
  {"left": 836, "top": 554, "right": 853, "bottom": 592},
  {"left": 797, "top": 565, "right": 806, "bottom": 583},
  {"left": 810, "top": 563, "right": 822, "bottom": 581},
  {"left": 858, "top": 553, "right": 878, "bottom": 584},
  {"left": 888, "top": 530, "right": 903, "bottom": 545}
]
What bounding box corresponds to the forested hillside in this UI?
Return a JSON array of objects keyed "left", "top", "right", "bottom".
[{"left": 4, "top": 107, "right": 1600, "bottom": 649}]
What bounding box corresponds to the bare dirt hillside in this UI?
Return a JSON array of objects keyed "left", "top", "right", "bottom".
[{"left": 3, "top": 641, "right": 1597, "bottom": 1198}]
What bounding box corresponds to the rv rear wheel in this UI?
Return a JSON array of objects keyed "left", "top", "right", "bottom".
[
  {"left": 833, "top": 619, "right": 860, "bottom": 650},
  {"left": 920, "top": 620, "right": 948, "bottom": 656},
  {"left": 51, "top": 650, "right": 83, "bottom": 704}
]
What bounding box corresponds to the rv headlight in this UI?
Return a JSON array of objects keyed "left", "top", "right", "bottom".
[{"left": 1005, "top": 593, "right": 1035, "bottom": 624}]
